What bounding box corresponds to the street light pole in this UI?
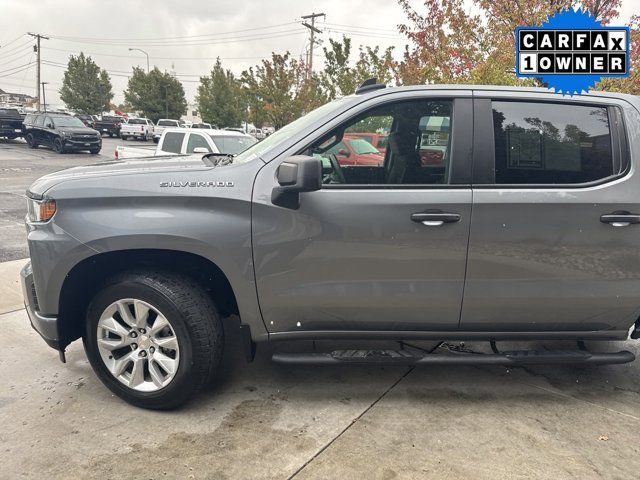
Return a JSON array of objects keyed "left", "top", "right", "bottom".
[
  {"left": 41, "top": 81, "right": 48, "bottom": 112},
  {"left": 128, "top": 48, "right": 150, "bottom": 73}
]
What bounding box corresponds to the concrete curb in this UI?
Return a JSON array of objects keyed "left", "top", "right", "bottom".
[{"left": 0, "top": 258, "right": 28, "bottom": 314}]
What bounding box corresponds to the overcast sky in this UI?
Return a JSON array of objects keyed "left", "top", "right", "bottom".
[{"left": 0, "top": 0, "right": 636, "bottom": 109}]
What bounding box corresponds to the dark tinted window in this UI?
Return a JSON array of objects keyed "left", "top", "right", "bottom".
[
  {"left": 162, "top": 132, "right": 185, "bottom": 153},
  {"left": 492, "top": 101, "right": 613, "bottom": 184},
  {"left": 0, "top": 108, "right": 21, "bottom": 118}
]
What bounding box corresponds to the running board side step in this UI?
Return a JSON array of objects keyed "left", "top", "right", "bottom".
[{"left": 272, "top": 349, "right": 635, "bottom": 366}]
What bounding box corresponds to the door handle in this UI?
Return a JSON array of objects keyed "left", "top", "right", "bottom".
[
  {"left": 411, "top": 212, "right": 461, "bottom": 227},
  {"left": 600, "top": 213, "right": 640, "bottom": 228}
]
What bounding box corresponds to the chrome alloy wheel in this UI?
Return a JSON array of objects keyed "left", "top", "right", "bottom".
[{"left": 96, "top": 299, "right": 180, "bottom": 392}]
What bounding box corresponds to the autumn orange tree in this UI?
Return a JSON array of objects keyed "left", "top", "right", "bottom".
[
  {"left": 396, "top": 0, "right": 639, "bottom": 93},
  {"left": 241, "top": 52, "right": 326, "bottom": 129}
]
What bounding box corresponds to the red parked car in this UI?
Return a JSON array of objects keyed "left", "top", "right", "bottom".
[
  {"left": 343, "top": 132, "right": 388, "bottom": 156},
  {"left": 327, "top": 136, "right": 384, "bottom": 166}
]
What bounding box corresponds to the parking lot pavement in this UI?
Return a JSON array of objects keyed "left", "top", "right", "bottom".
[
  {"left": 0, "top": 136, "right": 147, "bottom": 262},
  {"left": 1, "top": 268, "right": 640, "bottom": 479}
]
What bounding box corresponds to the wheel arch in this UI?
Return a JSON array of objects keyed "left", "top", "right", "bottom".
[{"left": 57, "top": 249, "right": 240, "bottom": 349}]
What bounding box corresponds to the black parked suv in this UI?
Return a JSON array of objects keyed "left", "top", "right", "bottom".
[{"left": 23, "top": 113, "right": 101, "bottom": 154}]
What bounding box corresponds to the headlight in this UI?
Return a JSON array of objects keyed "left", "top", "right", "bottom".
[
  {"left": 61, "top": 131, "right": 69, "bottom": 137},
  {"left": 27, "top": 198, "right": 56, "bottom": 223}
]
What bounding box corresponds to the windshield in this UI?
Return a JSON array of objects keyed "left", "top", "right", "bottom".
[
  {"left": 53, "top": 116, "right": 85, "bottom": 127},
  {"left": 232, "top": 96, "right": 352, "bottom": 164},
  {"left": 210, "top": 135, "right": 258, "bottom": 155},
  {"left": 158, "top": 120, "right": 178, "bottom": 126},
  {"left": 347, "top": 138, "right": 380, "bottom": 155}
]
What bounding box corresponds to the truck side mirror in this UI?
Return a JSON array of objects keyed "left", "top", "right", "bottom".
[
  {"left": 192, "top": 147, "right": 209, "bottom": 154},
  {"left": 271, "top": 155, "right": 322, "bottom": 209}
]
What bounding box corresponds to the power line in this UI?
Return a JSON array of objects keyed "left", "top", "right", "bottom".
[
  {"left": 45, "top": 28, "right": 304, "bottom": 47},
  {"left": 42, "top": 46, "right": 287, "bottom": 62},
  {"left": 0, "top": 47, "right": 33, "bottom": 65},
  {"left": 0, "top": 64, "right": 34, "bottom": 78},
  {"left": 324, "top": 28, "right": 403, "bottom": 40},
  {"left": 0, "top": 61, "right": 34, "bottom": 74},
  {"left": 0, "top": 33, "right": 27, "bottom": 49},
  {"left": 319, "top": 22, "right": 398, "bottom": 33},
  {"left": 0, "top": 40, "right": 33, "bottom": 58},
  {"left": 44, "top": 22, "right": 299, "bottom": 42}
]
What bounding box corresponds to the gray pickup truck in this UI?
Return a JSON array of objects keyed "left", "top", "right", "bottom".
[{"left": 21, "top": 82, "right": 640, "bottom": 409}]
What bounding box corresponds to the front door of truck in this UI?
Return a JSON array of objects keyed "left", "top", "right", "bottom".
[
  {"left": 461, "top": 93, "right": 640, "bottom": 335},
  {"left": 252, "top": 95, "right": 474, "bottom": 334}
]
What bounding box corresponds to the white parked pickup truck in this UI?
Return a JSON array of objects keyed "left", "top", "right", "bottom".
[
  {"left": 115, "top": 128, "right": 258, "bottom": 159},
  {"left": 120, "top": 118, "right": 154, "bottom": 141},
  {"left": 153, "top": 119, "right": 183, "bottom": 143}
]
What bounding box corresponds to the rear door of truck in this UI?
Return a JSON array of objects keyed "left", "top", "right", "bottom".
[{"left": 461, "top": 90, "right": 640, "bottom": 336}]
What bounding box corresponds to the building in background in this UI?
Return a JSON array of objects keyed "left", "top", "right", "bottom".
[
  {"left": 181, "top": 102, "right": 202, "bottom": 124},
  {"left": 0, "top": 88, "right": 36, "bottom": 109}
]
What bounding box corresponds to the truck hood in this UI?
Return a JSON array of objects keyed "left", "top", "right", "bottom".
[{"left": 28, "top": 155, "right": 210, "bottom": 197}]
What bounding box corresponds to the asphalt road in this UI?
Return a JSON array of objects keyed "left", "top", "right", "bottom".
[{"left": 0, "top": 136, "right": 144, "bottom": 262}]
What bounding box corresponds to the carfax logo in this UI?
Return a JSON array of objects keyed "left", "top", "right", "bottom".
[{"left": 515, "top": 8, "right": 630, "bottom": 95}]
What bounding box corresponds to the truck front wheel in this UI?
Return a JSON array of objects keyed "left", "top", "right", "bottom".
[{"left": 83, "top": 271, "right": 223, "bottom": 409}]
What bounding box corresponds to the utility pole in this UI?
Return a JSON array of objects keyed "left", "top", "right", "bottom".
[
  {"left": 28, "top": 32, "right": 49, "bottom": 111},
  {"left": 301, "top": 12, "right": 325, "bottom": 80},
  {"left": 41, "top": 82, "right": 48, "bottom": 112},
  {"left": 163, "top": 85, "right": 168, "bottom": 118}
]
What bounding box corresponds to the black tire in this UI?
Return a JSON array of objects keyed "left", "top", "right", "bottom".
[
  {"left": 26, "top": 133, "right": 38, "bottom": 149},
  {"left": 84, "top": 271, "right": 223, "bottom": 409},
  {"left": 53, "top": 137, "right": 65, "bottom": 154},
  {"left": 121, "top": 134, "right": 128, "bottom": 140},
  {"left": 153, "top": 137, "right": 159, "bottom": 144},
  {"left": 90, "top": 148, "right": 101, "bottom": 154},
  {"left": 108, "top": 132, "right": 114, "bottom": 138}
]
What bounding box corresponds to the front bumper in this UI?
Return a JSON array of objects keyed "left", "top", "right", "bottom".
[
  {"left": 20, "top": 261, "right": 60, "bottom": 351},
  {"left": 62, "top": 138, "right": 101, "bottom": 150}
]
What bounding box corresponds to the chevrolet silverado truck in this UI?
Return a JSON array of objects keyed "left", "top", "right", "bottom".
[
  {"left": 120, "top": 118, "right": 154, "bottom": 141},
  {"left": 21, "top": 82, "right": 640, "bottom": 409}
]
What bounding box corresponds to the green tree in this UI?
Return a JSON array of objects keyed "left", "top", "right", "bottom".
[
  {"left": 320, "top": 36, "right": 395, "bottom": 99},
  {"left": 241, "top": 52, "right": 326, "bottom": 130},
  {"left": 196, "top": 58, "right": 245, "bottom": 127},
  {"left": 59, "top": 53, "right": 113, "bottom": 114},
  {"left": 124, "top": 67, "right": 187, "bottom": 122}
]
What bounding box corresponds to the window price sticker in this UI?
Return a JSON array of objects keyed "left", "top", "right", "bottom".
[{"left": 515, "top": 9, "right": 630, "bottom": 95}]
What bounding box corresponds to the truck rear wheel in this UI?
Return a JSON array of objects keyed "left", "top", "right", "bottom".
[{"left": 83, "top": 271, "right": 223, "bottom": 409}]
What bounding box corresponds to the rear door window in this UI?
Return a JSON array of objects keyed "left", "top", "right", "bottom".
[
  {"left": 162, "top": 132, "right": 185, "bottom": 154},
  {"left": 34, "top": 115, "right": 45, "bottom": 127},
  {"left": 492, "top": 101, "right": 614, "bottom": 184}
]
